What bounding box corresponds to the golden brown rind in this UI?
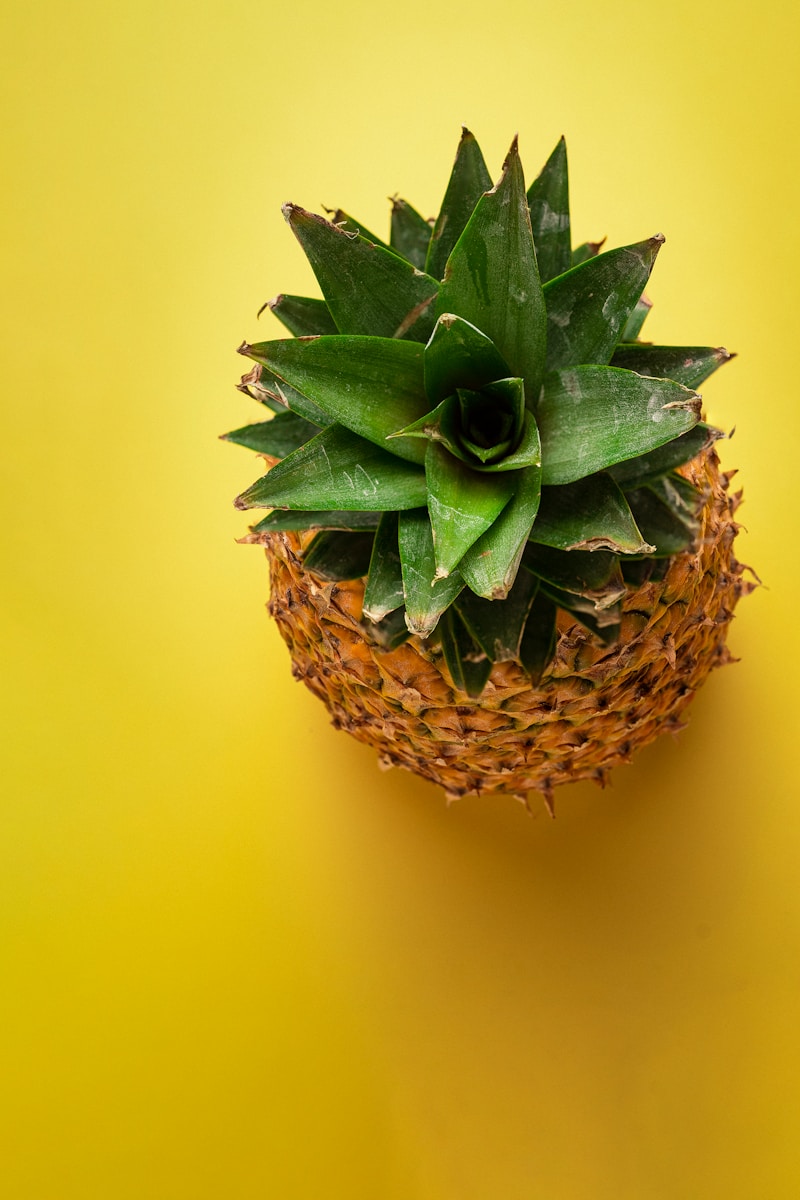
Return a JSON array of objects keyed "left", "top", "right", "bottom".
[{"left": 263, "top": 449, "right": 753, "bottom": 806}]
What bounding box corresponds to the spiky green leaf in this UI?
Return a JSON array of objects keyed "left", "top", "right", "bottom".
[
  {"left": 455, "top": 567, "right": 539, "bottom": 662},
  {"left": 439, "top": 609, "right": 493, "bottom": 697},
  {"left": 538, "top": 366, "right": 701, "bottom": 486},
  {"left": 526, "top": 136, "right": 571, "bottom": 283},
  {"left": 234, "top": 425, "right": 427, "bottom": 511},
  {"left": 523, "top": 543, "right": 626, "bottom": 610},
  {"left": 425, "top": 442, "right": 516, "bottom": 579},
  {"left": 531, "top": 473, "right": 651, "bottom": 553},
  {"left": 236, "top": 355, "right": 330, "bottom": 426},
  {"left": 610, "top": 344, "right": 734, "bottom": 389},
  {"left": 609, "top": 423, "right": 721, "bottom": 487},
  {"left": 248, "top": 509, "right": 381, "bottom": 535},
  {"left": 543, "top": 236, "right": 664, "bottom": 371},
  {"left": 620, "top": 486, "right": 698, "bottom": 557},
  {"left": 458, "top": 464, "right": 542, "bottom": 599},
  {"left": 570, "top": 239, "right": 605, "bottom": 268},
  {"left": 423, "top": 313, "right": 511, "bottom": 406},
  {"left": 363, "top": 512, "right": 405, "bottom": 621},
  {"left": 390, "top": 199, "right": 432, "bottom": 269},
  {"left": 619, "top": 293, "right": 652, "bottom": 342},
  {"left": 303, "top": 530, "right": 375, "bottom": 581},
  {"left": 242, "top": 335, "right": 428, "bottom": 465},
  {"left": 283, "top": 204, "right": 439, "bottom": 341},
  {"left": 264, "top": 294, "right": 338, "bottom": 337},
  {"left": 324, "top": 208, "right": 389, "bottom": 249},
  {"left": 398, "top": 510, "right": 464, "bottom": 636},
  {"left": 436, "top": 139, "right": 547, "bottom": 406},
  {"left": 425, "top": 128, "right": 492, "bottom": 281},
  {"left": 519, "top": 591, "right": 558, "bottom": 683},
  {"left": 221, "top": 411, "right": 320, "bottom": 457}
]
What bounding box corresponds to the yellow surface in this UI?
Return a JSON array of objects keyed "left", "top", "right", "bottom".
[{"left": 2, "top": 1, "right": 797, "bottom": 1196}]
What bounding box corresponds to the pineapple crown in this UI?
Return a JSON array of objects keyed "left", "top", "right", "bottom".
[{"left": 226, "top": 129, "right": 732, "bottom": 696}]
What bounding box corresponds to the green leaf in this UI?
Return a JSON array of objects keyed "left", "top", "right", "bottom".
[
  {"left": 538, "top": 366, "right": 701, "bottom": 485},
  {"left": 398, "top": 510, "right": 464, "bottom": 636},
  {"left": 523, "top": 543, "right": 626, "bottom": 610},
  {"left": 366, "top": 606, "right": 411, "bottom": 650},
  {"left": 454, "top": 567, "right": 539, "bottom": 661},
  {"left": 283, "top": 204, "right": 439, "bottom": 341},
  {"left": 609, "top": 344, "right": 735, "bottom": 389},
  {"left": 526, "top": 136, "right": 571, "bottom": 283},
  {"left": 303, "top": 531, "right": 375, "bottom": 581},
  {"left": 530, "top": 473, "right": 652, "bottom": 553},
  {"left": 458, "top": 463, "right": 542, "bottom": 599},
  {"left": 423, "top": 313, "right": 511, "bottom": 405},
  {"left": 323, "top": 208, "right": 390, "bottom": 249},
  {"left": 543, "top": 235, "right": 664, "bottom": 371},
  {"left": 609, "top": 423, "right": 721, "bottom": 487},
  {"left": 248, "top": 509, "right": 381, "bottom": 535},
  {"left": 542, "top": 586, "right": 621, "bottom": 642},
  {"left": 570, "top": 239, "right": 605, "bottom": 268},
  {"left": 221, "top": 411, "right": 320, "bottom": 457},
  {"left": 234, "top": 424, "right": 427, "bottom": 511},
  {"left": 620, "top": 487, "right": 697, "bottom": 557},
  {"left": 455, "top": 378, "right": 525, "bottom": 465},
  {"left": 236, "top": 353, "right": 330, "bottom": 426},
  {"left": 390, "top": 198, "right": 432, "bottom": 270},
  {"left": 618, "top": 293, "right": 652, "bottom": 342},
  {"left": 263, "top": 294, "right": 338, "bottom": 336},
  {"left": 436, "top": 138, "right": 547, "bottom": 406},
  {"left": 647, "top": 472, "right": 704, "bottom": 520},
  {"left": 242, "top": 335, "right": 428, "bottom": 465},
  {"left": 425, "top": 127, "right": 492, "bottom": 281},
  {"left": 439, "top": 609, "right": 493, "bottom": 697},
  {"left": 519, "top": 591, "right": 558, "bottom": 683},
  {"left": 363, "top": 512, "right": 405, "bottom": 621},
  {"left": 425, "top": 442, "right": 516, "bottom": 579}
]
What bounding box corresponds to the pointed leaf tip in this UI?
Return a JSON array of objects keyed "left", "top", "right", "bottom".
[{"left": 237, "top": 340, "right": 252, "bottom": 356}]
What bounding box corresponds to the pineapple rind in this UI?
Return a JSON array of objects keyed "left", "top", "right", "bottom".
[{"left": 264, "top": 446, "right": 753, "bottom": 806}]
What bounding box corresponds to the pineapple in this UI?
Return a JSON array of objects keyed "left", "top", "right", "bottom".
[{"left": 225, "top": 130, "right": 753, "bottom": 809}]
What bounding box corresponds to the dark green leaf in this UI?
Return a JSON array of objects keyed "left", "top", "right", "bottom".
[
  {"left": 390, "top": 198, "right": 432, "bottom": 269},
  {"left": 618, "top": 293, "right": 653, "bottom": 342},
  {"left": 236, "top": 353, "right": 330, "bottom": 425},
  {"left": 366, "top": 605, "right": 412, "bottom": 650},
  {"left": 425, "top": 442, "right": 516, "bottom": 578},
  {"left": 398, "top": 510, "right": 464, "bottom": 637},
  {"left": 423, "top": 313, "right": 511, "bottom": 406},
  {"left": 248, "top": 510, "right": 381, "bottom": 535},
  {"left": 439, "top": 609, "right": 493, "bottom": 697},
  {"left": 234, "top": 424, "right": 427, "bottom": 511},
  {"left": 243, "top": 335, "right": 428, "bottom": 465},
  {"left": 609, "top": 423, "right": 721, "bottom": 487},
  {"left": 543, "top": 235, "right": 664, "bottom": 371},
  {"left": 609, "top": 344, "right": 735, "bottom": 389},
  {"left": 455, "top": 567, "right": 539, "bottom": 662},
  {"left": 526, "top": 136, "right": 571, "bottom": 283},
  {"left": 436, "top": 138, "right": 547, "bottom": 406},
  {"left": 303, "top": 531, "right": 375, "bottom": 581},
  {"left": 455, "top": 379, "right": 525, "bottom": 465},
  {"left": 363, "top": 512, "right": 405, "bottom": 621},
  {"left": 425, "top": 128, "right": 492, "bottom": 281},
  {"left": 620, "top": 487, "right": 697, "bottom": 557},
  {"left": 523, "top": 543, "right": 626, "bottom": 610},
  {"left": 530, "top": 473, "right": 651, "bottom": 553},
  {"left": 519, "top": 591, "right": 558, "bottom": 683},
  {"left": 264, "top": 294, "right": 337, "bottom": 336},
  {"left": 542, "top": 585, "right": 621, "bottom": 642},
  {"left": 283, "top": 204, "right": 439, "bottom": 341},
  {"left": 538, "top": 366, "right": 701, "bottom": 486},
  {"left": 570, "top": 239, "right": 605, "bottom": 268},
  {"left": 323, "top": 208, "right": 390, "bottom": 249},
  {"left": 646, "top": 472, "right": 703, "bottom": 520},
  {"left": 221, "top": 411, "right": 320, "bottom": 457},
  {"left": 458, "top": 463, "right": 542, "bottom": 599}
]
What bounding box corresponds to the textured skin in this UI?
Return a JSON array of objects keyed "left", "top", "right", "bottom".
[{"left": 262, "top": 449, "right": 753, "bottom": 807}]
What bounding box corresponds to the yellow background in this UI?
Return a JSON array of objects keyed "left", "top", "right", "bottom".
[{"left": 2, "top": 0, "right": 797, "bottom": 1195}]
